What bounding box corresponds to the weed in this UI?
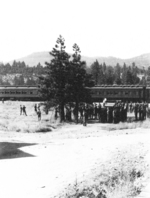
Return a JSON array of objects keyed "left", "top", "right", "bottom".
[{"left": 62, "top": 146, "right": 149, "bottom": 198}]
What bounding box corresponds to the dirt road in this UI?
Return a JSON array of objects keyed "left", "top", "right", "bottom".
[{"left": 0, "top": 124, "right": 150, "bottom": 198}]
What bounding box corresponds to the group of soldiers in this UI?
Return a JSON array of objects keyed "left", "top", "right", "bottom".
[
  {"left": 54, "top": 100, "right": 149, "bottom": 125},
  {"left": 79, "top": 101, "right": 149, "bottom": 125},
  {"left": 78, "top": 101, "right": 128, "bottom": 125}
]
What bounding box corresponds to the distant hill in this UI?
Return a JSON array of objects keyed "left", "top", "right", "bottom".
[
  {"left": 8, "top": 51, "right": 150, "bottom": 69},
  {"left": 8, "top": 51, "right": 52, "bottom": 67}
]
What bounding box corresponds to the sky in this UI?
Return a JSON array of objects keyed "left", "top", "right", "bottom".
[{"left": 0, "top": 0, "right": 150, "bottom": 62}]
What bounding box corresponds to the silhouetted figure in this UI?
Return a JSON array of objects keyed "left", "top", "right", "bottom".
[
  {"left": 34, "top": 104, "right": 37, "bottom": 113},
  {"left": 55, "top": 107, "right": 58, "bottom": 120},
  {"left": 23, "top": 105, "right": 27, "bottom": 116},
  {"left": 37, "top": 110, "right": 41, "bottom": 121},
  {"left": 83, "top": 108, "right": 88, "bottom": 126},
  {"left": 20, "top": 105, "right": 23, "bottom": 115}
]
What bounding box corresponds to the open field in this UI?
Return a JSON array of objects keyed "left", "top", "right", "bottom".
[{"left": 0, "top": 101, "right": 150, "bottom": 198}]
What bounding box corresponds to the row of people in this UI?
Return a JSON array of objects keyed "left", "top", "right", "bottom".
[
  {"left": 81, "top": 102, "right": 128, "bottom": 124},
  {"left": 81, "top": 101, "right": 149, "bottom": 124},
  {"left": 54, "top": 101, "right": 149, "bottom": 124}
]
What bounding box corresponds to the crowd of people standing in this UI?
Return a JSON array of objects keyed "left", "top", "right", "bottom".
[
  {"left": 55, "top": 100, "right": 149, "bottom": 125},
  {"left": 80, "top": 101, "right": 148, "bottom": 125},
  {"left": 16, "top": 100, "right": 150, "bottom": 124}
]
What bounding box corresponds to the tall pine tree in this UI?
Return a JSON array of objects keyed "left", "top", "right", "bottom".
[
  {"left": 69, "top": 44, "right": 94, "bottom": 123},
  {"left": 39, "top": 35, "right": 70, "bottom": 122}
]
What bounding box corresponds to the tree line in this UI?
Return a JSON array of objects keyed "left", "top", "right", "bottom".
[
  {"left": 0, "top": 60, "right": 46, "bottom": 86},
  {"left": 0, "top": 51, "right": 148, "bottom": 87},
  {"left": 0, "top": 61, "right": 45, "bottom": 75},
  {"left": 89, "top": 60, "right": 146, "bottom": 86}
]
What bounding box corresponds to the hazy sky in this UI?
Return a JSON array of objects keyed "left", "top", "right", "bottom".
[{"left": 0, "top": 0, "right": 150, "bottom": 62}]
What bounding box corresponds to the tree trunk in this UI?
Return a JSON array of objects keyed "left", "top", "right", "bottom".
[
  {"left": 60, "top": 102, "right": 65, "bottom": 122},
  {"left": 75, "top": 101, "right": 79, "bottom": 124}
]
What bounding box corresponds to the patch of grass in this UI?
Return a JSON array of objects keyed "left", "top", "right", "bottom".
[
  {"left": 61, "top": 145, "right": 149, "bottom": 198},
  {"left": 102, "top": 119, "right": 150, "bottom": 131}
]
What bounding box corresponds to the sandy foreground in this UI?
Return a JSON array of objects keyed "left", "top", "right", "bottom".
[{"left": 0, "top": 102, "right": 150, "bottom": 198}]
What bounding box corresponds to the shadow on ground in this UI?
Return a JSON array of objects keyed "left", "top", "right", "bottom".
[{"left": 0, "top": 142, "right": 36, "bottom": 160}]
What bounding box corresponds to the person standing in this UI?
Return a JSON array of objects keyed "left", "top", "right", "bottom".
[
  {"left": 34, "top": 104, "right": 37, "bottom": 113},
  {"left": 23, "top": 105, "right": 27, "bottom": 116},
  {"left": 83, "top": 108, "right": 88, "bottom": 126},
  {"left": 55, "top": 106, "right": 58, "bottom": 120},
  {"left": 20, "top": 105, "right": 23, "bottom": 115},
  {"left": 37, "top": 110, "right": 41, "bottom": 121},
  {"left": 134, "top": 102, "right": 138, "bottom": 121}
]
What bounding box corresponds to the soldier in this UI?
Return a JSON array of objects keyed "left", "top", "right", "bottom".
[
  {"left": 103, "top": 107, "right": 107, "bottom": 123},
  {"left": 54, "top": 106, "right": 58, "bottom": 120},
  {"left": 129, "top": 101, "right": 133, "bottom": 113},
  {"left": 113, "top": 107, "right": 117, "bottom": 123},
  {"left": 79, "top": 105, "right": 83, "bottom": 121},
  {"left": 134, "top": 102, "right": 138, "bottom": 121},
  {"left": 83, "top": 108, "right": 88, "bottom": 126},
  {"left": 23, "top": 105, "right": 27, "bottom": 116},
  {"left": 141, "top": 102, "right": 144, "bottom": 121},
  {"left": 123, "top": 102, "right": 128, "bottom": 122},
  {"left": 139, "top": 103, "right": 143, "bottom": 121},
  {"left": 97, "top": 103, "right": 101, "bottom": 121},
  {"left": 94, "top": 104, "right": 98, "bottom": 119},
  {"left": 90, "top": 104, "right": 94, "bottom": 119},
  {"left": 143, "top": 102, "right": 148, "bottom": 120},
  {"left": 88, "top": 105, "right": 92, "bottom": 119},
  {"left": 20, "top": 105, "right": 23, "bottom": 115},
  {"left": 34, "top": 104, "right": 37, "bottom": 113},
  {"left": 107, "top": 107, "right": 110, "bottom": 123},
  {"left": 115, "top": 105, "right": 120, "bottom": 123},
  {"left": 120, "top": 103, "right": 124, "bottom": 122},
  {"left": 65, "top": 105, "right": 71, "bottom": 122},
  {"left": 109, "top": 107, "right": 113, "bottom": 123}
]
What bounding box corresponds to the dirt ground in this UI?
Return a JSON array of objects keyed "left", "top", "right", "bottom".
[{"left": 0, "top": 101, "right": 150, "bottom": 198}]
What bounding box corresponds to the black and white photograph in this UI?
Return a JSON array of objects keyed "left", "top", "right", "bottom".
[{"left": 0, "top": 0, "right": 150, "bottom": 197}]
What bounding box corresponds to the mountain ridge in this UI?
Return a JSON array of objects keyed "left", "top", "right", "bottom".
[{"left": 7, "top": 51, "right": 150, "bottom": 69}]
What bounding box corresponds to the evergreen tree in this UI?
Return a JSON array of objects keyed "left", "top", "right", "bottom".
[
  {"left": 91, "top": 60, "right": 100, "bottom": 85},
  {"left": 131, "top": 63, "right": 140, "bottom": 84},
  {"left": 126, "top": 69, "right": 134, "bottom": 84},
  {"left": 105, "top": 66, "right": 114, "bottom": 84},
  {"left": 102, "top": 62, "right": 107, "bottom": 84},
  {"left": 122, "top": 63, "right": 127, "bottom": 84},
  {"left": 19, "top": 75, "right": 25, "bottom": 85},
  {"left": 69, "top": 43, "right": 94, "bottom": 123},
  {"left": 114, "top": 63, "right": 122, "bottom": 85},
  {"left": 39, "top": 35, "right": 70, "bottom": 122}
]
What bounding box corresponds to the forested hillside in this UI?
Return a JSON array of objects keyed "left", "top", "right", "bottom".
[
  {"left": 89, "top": 60, "right": 148, "bottom": 85},
  {"left": 0, "top": 58, "right": 149, "bottom": 86},
  {"left": 7, "top": 51, "right": 150, "bottom": 68},
  {"left": 0, "top": 61, "right": 46, "bottom": 86}
]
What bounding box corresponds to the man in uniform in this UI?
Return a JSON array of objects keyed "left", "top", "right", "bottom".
[
  {"left": 83, "top": 107, "right": 88, "bottom": 126},
  {"left": 134, "top": 102, "right": 139, "bottom": 121},
  {"left": 23, "top": 105, "right": 27, "bottom": 116},
  {"left": 37, "top": 109, "right": 41, "bottom": 121},
  {"left": 20, "top": 105, "right": 23, "bottom": 115}
]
